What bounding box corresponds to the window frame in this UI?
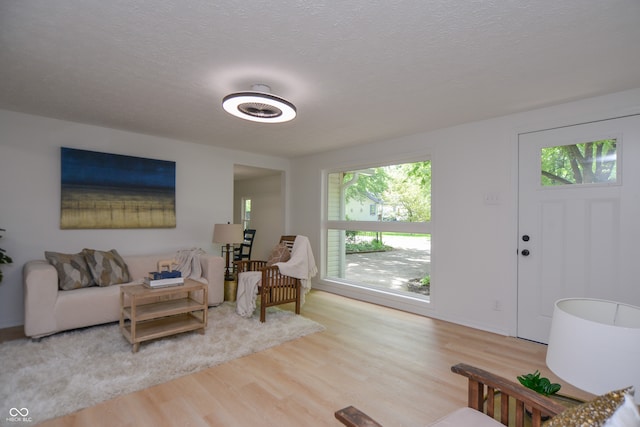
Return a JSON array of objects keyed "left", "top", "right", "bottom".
[{"left": 323, "top": 159, "right": 432, "bottom": 295}]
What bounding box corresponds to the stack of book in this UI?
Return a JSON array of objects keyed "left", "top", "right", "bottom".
[{"left": 144, "top": 270, "right": 184, "bottom": 288}]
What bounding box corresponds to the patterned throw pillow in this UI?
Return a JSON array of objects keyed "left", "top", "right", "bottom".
[
  {"left": 544, "top": 387, "right": 635, "bottom": 427},
  {"left": 45, "top": 251, "right": 95, "bottom": 291},
  {"left": 82, "top": 248, "right": 131, "bottom": 287},
  {"left": 266, "top": 242, "right": 291, "bottom": 266}
]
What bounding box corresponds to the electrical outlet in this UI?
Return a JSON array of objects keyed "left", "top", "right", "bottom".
[{"left": 483, "top": 192, "right": 501, "bottom": 205}]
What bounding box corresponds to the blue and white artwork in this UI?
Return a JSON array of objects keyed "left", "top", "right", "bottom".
[{"left": 60, "top": 147, "right": 176, "bottom": 229}]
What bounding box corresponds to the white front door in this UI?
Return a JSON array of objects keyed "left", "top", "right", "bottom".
[{"left": 517, "top": 114, "right": 640, "bottom": 343}]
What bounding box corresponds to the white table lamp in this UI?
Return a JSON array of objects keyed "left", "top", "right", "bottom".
[{"left": 546, "top": 298, "right": 640, "bottom": 404}]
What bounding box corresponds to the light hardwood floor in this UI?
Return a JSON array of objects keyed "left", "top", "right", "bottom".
[{"left": 14, "top": 290, "right": 592, "bottom": 426}]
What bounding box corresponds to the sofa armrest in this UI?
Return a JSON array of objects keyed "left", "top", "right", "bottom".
[
  {"left": 199, "top": 253, "right": 225, "bottom": 305},
  {"left": 23, "top": 260, "right": 59, "bottom": 338}
]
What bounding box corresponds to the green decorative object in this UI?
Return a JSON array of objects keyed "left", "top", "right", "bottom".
[
  {"left": 0, "top": 228, "right": 13, "bottom": 283},
  {"left": 517, "top": 370, "right": 562, "bottom": 396}
]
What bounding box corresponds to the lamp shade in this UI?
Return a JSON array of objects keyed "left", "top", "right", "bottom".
[
  {"left": 212, "top": 223, "right": 244, "bottom": 244},
  {"left": 546, "top": 298, "right": 640, "bottom": 403}
]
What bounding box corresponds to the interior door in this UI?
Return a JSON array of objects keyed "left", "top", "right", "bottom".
[{"left": 517, "top": 114, "right": 640, "bottom": 343}]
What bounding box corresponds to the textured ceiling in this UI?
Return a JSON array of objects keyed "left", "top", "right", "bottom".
[{"left": 1, "top": 1, "right": 639, "bottom": 158}]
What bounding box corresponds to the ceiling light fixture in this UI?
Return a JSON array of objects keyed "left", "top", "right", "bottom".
[{"left": 222, "top": 84, "right": 297, "bottom": 123}]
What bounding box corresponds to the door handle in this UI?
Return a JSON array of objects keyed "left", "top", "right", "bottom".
[{"left": 521, "top": 249, "right": 530, "bottom": 256}]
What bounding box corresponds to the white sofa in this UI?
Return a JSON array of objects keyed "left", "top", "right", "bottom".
[{"left": 23, "top": 252, "right": 225, "bottom": 339}]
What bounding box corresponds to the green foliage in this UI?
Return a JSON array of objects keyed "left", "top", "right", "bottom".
[
  {"left": 345, "top": 238, "right": 392, "bottom": 253},
  {"left": 343, "top": 168, "right": 389, "bottom": 203},
  {"left": 0, "top": 228, "right": 13, "bottom": 283},
  {"left": 541, "top": 139, "right": 617, "bottom": 185},
  {"left": 386, "top": 162, "right": 431, "bottom": 222},
  {"left": 517, "top": 371, "right": 561, "bottom": 396},
  {"left": 420, "top": 274, "right": 430, "bottom": 286},
  {"left": 342, "top": 161, "right": 432, "bottom": 222}
]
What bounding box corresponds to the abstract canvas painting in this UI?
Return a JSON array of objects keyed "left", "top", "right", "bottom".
[{"left": 60, "top": 147, "right": 176, "bottom": 229}]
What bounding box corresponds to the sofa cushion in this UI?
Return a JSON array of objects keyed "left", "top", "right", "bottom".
[
  {"left": 82, "top": 248, "right": 131, "bottom": 287},
  {"left": 45, "top": 251, "right": 95, "bottom": 290}
]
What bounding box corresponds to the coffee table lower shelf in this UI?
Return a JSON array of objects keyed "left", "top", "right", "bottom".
[{"left": 121, "top": 313, "right": 206, "bottom": 348}]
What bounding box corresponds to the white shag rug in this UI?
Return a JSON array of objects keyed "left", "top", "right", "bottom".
[{"left": 0, "top": 303, "right": 324, "bottom": 424}]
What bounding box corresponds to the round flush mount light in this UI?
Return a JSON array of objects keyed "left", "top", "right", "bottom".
[{"left": 222, "top": 84, "right": 297, "bottom": 123}]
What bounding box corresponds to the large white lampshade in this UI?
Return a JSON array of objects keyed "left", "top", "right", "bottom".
[{"left": 546, "top": 298, "right": 640, "bottom": 404}]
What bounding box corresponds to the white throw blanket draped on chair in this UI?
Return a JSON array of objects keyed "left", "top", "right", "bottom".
[
  {"left": 235, "top": 236, "right": 318, "bottom": 318},
  {"left": 274, "top": 235, "right": 317, "bottom": 303},
  {"left": 236, "top": 271, "right": 262, "bottom": 317}
]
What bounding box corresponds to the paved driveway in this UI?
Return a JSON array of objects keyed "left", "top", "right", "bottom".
[{"left": 345, "top": 235, "right": 431, "bottom": 294}]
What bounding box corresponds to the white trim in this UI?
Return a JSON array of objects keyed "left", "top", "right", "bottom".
[
  {"left": 321, "top": 157, "right": 433, "bottom": 311},
  {"left": 326, "top": 220, "right": 430, "bottom": 233}
]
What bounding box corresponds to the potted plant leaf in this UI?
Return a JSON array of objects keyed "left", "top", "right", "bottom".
[
  {"left": 517, "top": 370, "right": 561, "bottom": 396},
  {"left": 0, "top": 228, "right": 13, "bottom": 283},
  {"left": 517, "top": 370, "right": 583, "bottom": 418}
]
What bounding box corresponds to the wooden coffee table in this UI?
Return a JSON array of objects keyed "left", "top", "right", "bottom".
[{"left": 119, "top": 278, "right": 208, "bottom": 353}]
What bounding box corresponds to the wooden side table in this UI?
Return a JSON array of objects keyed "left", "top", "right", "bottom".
[{"left": 119, "top": 279, "right": 208, "bottom": 353}]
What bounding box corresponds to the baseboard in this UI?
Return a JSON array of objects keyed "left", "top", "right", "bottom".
[{"left": 0, "top": 325, "right": 25, "bottom": 343}]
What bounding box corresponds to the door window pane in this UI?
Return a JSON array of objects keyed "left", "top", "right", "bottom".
[{"left": 540, "top": 139, "right": 617, "bottom": 186}]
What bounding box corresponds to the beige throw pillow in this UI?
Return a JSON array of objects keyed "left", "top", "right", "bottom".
[
  {"left": 266, "top": 242, "right": 291, "bottom": 266},
  {"left": 544, "top": 387, "right": 635, "bottom": 427},
  {"left": 83, "top": 248, "right": 130, "bottom": 287},
  {"left": 45, "top": 251, "right": 95, "bottom": 290}
]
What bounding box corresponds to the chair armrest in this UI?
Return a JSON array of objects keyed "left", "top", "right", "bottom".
[
  {"left": 235, "top": 260, "right": 267, "bottom": 273},
  {"left": 335, "top": 406, "right": 383, "bottom": 427},
  {"left": 451, "top": 363, "right": 567, "bottom": 427}
]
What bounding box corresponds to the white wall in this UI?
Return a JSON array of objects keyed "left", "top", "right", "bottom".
[
  {"left": 233, "top": 173, "right": 285, "bottom": 260},
  {"left": 290, "top": 88, "right": 640, "bottom": 336},
  {"left": 2, "top": 89, "right": 639, "bottom": 333},
  {"left": 0, "top": 110, "right": 289, "bottom": 328}
]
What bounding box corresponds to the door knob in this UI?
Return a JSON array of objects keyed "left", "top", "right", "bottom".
[{"left": 521, "top": 249, "right": 530, "bottom": 256}]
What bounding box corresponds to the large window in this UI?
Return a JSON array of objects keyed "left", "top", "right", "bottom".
[{"left": 326, "top": 161, "right": 431, "bottom": 299}]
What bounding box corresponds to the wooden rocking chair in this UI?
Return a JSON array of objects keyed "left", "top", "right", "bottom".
[{"left": 234, "top": 235, "right": 301, "bottom": 322}]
